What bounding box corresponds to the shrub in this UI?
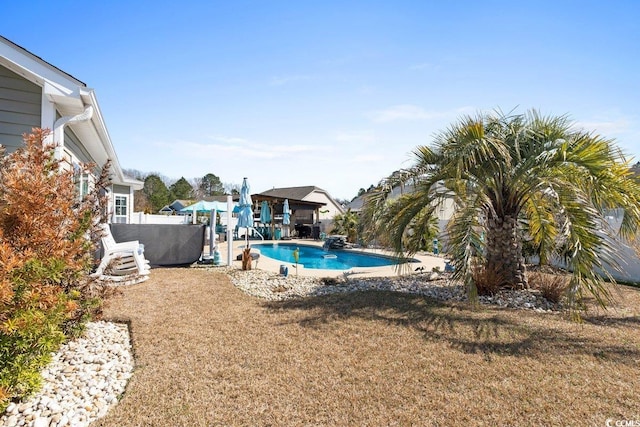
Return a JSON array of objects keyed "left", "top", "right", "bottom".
[
  {"left": 0, "top": 258, "right": 72, "bottom": 403},
  {"left": 0, "top": 129, "right": 109, "bottom": 410},
  {"left": 528, "top": 271, "right": 569, "bottom": 303},
  {"left": 471, "top": 264, "right": 503, "bottom": 296}
]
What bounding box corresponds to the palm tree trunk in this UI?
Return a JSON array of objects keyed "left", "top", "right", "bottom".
[{"left": 486, "top": 214, "right": 527, "bottom": 289}]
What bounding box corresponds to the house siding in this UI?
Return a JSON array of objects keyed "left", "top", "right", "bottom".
[
  {"left": 0, "top": 65, "right": 41, "bottom": 153},
  {"left": 112, "top": 185, "right": 129, "bottom": 195},
  {"left": 303, "top": 192, "right": 343, "bottom": 220},
  {"left": 2, "top": 36, "right": 143, "bottom": 226},
  {"left": 64, "top": 126, "right": 94, "bottom": 164}
]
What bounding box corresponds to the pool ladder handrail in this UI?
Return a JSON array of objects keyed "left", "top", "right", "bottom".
[{"left": 248, "top": 226, "right": 265, "bottom": 241}]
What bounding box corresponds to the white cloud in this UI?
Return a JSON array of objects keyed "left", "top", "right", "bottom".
[
  {"left": 572, "top": 118, "right": 631, "bottom": 136},
  {"left": 573, "top": 116, "right": 640, "bottom": 158},
  {"left": 168, "top": 137, "right": 320, "bottom": 161}
]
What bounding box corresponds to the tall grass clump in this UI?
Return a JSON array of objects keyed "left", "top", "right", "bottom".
[
  {"left": 528, "top": 271, "right": 569, "bottom": 304},
  {"left": 0, "top": 128, "right": 110, "bottom": 410},
  {"left": 471, "top": 264, "right": 503, "bottom": 296}
]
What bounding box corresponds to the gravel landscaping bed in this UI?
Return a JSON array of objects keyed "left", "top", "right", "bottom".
[
  {"left": 1, "top": 322, "right": 133, "bottom": 427},
  {"left": 220, "top": 267, "right": 562, "bottom": 312}
]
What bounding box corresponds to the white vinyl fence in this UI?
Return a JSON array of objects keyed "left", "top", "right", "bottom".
[
  {"left": 603, "top": 211, "right": 640, "bottom": 284},
  {"left": 130, "top": 213, "right": 190, "bottom": 225}
]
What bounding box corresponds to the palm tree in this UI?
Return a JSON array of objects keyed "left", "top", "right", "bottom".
[
  {"left": 331, "top": 209, "right": 359, "bottom": 243},
  {"left": 362, "top": 109, "right": 640, "bottom": 312}
]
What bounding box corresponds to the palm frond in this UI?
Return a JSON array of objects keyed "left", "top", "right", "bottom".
[
  {"left": 445, "top": 198, "right": 485, "bottom": 304},
  {"left": 554, "top": 185, "right": 616, "bottom": 310},
  {"left": 522, "top": 193, "right": 559, "bottom": 265}
]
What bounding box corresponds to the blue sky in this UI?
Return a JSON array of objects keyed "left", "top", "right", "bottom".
[{"left": 3, "top": 1, "right": 639, "bottom": 200}]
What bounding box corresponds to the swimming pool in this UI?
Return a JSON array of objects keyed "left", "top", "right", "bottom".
[{"left": 252, "top": 243, "right": 403, "bottom": 270}]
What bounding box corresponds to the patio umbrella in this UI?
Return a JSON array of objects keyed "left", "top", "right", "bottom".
[
  {"left": 180, "top": 200, "right": 209, "bottom": 214},
  {"left": 282, "top": 199, "right": 290, "bottom": 238},
  {"left": 180, "top": 200, "right": 233, "bottom": 213},
  {"left": 260, "top": 200, "right": 271, "bottom": 224},
  {"left": 259, "top": 200, "right": 272, "bottom": 239},
  {"left": 237, "top": 177, "right": 253, "bottom": 246}
]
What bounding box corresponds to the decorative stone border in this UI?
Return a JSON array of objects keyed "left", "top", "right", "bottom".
[{"left": 1, "top": 321, "right": 134, "bottom": 427}]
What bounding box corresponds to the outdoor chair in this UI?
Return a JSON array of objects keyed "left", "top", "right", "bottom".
[{"left": 91, "top": 223, "right": 151, "bottom": 283}]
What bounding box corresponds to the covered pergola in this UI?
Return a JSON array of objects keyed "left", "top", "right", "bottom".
[{"left": 250, "top": 194, "right": 326, "bottom": 239}]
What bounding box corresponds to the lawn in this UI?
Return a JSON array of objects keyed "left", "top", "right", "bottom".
[{"left": 94, "top": 268, "right": 640, "bottom": 426}]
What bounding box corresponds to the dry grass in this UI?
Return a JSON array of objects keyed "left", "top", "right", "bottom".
[{"left": 94, "top": 268, "right": 640, "bottom": 427}]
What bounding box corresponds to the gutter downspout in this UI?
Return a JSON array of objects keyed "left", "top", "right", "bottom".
[{"left": 53, "top": 105, "right": 94, "bottom": 160}]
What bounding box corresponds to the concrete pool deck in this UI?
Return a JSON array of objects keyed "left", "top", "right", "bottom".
[{"left": 207, "top": 238, "right": 447, "bottom": 278}]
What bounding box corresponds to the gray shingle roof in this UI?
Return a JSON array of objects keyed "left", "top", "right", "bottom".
[
  {"left": 346, "top": 196, "right": 365, "bottom": 212},
  {"left": 259, "top": 186, "right": 321, "bottom": 200}
]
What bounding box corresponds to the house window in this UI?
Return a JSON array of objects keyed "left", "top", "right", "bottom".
[
  {"left": 114, "top": 195, "right": 128, "bottom": 223},
  {"left": 72, "top": 161, "right": 93, "bottom": 199}
]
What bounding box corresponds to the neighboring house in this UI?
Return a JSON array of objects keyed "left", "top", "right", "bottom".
[
  {"left": 600, "top": 164, "right": 640, "bottom": 283},
  {"left": 601, "top": 208, "right": 640, "bottom": 283},
  {"left": 259, "top": 186, "right": 344, "bottom": 221},
  {"left": 0, "top": 36, "right": 142, "bottom": 223},
  {"left": 159, "top": 200, "right": 190, "bottom": 215},
  {"left": 345, "top": 195, "right": 364, "bottom": 213},
  {"left": 347, "top": 182, "right": 456, "bottom": 229},
  {"left": 257, "top": 186, "right": 344, "bottom": 236}
]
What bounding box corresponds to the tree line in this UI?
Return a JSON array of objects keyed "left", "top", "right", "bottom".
[{"left": 122, "top": 170, "right": 241, "bottom": 213}]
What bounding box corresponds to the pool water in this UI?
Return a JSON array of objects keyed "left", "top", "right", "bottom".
[{"left": 252, "top": 243, "right": 401, "bottom": 270}]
